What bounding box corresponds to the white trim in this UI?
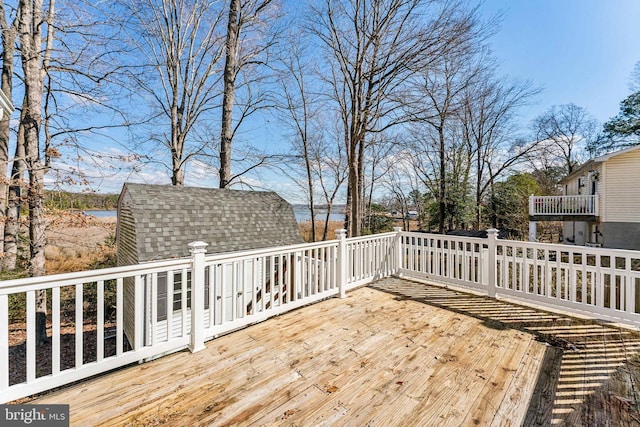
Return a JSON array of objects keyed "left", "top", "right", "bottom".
[
  {"left": 0, "top": 90, "right": 13, "bottom": 120},
  {"left": 594, "top": 144, "right": 640, "bottom": 162}
]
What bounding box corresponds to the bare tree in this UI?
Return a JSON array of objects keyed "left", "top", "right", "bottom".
[
  {"left": 312, "top": 134, "right": 348, "bottom": 240},
  {"left": 363, "top": 135, "right": 395, "bottom": 232},
  {"left": 120, "top": 0, "right": 226, "bottom": 186},
  {"left": 382, "top": 165, "right": 411, "bottom": 231},
  {"left": 311, "top": 0, "right": 478, "bottom": 236},
  {"left": 1, "top": 0, "right": 136, "bottom": 271},
  {"left": 407, "top": 48, "right": 482, "bottom": 232},
  {"left": 273, "top": 34, "right": 322, "bottom": 239},
  {"left": 460, "top": 72, "right": 539, "bottom": 228},
  {"left": 380, "top": 150, "right": 424, "bottom": 231},
  {"left": 533, "top": 103, "right": 598, "bottom": 175},
  {"left": 219, "top": 0, "right": 279, "bottom": 188}
]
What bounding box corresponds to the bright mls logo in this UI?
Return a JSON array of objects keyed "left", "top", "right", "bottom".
[{"left": 0, "top": 405, "right": 69, "bottom": 426}]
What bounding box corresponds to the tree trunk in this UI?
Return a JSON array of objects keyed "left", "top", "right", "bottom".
[
  {"left": 304, "top": 154, "right": 316, "bottom": 242},
  {"left": 475, "top": 150, "right": 482, "bottom": 229},
  {"left": 438, "top": 126, "right": 446, "bottom": 233},
  {"left": 2, "top": 13, "right": 25, "bottom": 265},
  {"left": 171, "top": 147, "right": 184, "bottom": 186},
  {"left": 219, "top": 0, "right": 240, "bottom": 189},
  {"left": 0, "top": 7, "right": 16, "bottom": 267},
  {"left": 19, "top": 0, "right": 51, "bottom": 344},
  {"left": 322, "top": 203, "right": 333, "bottom": 241},
  {"left": 347, "top": 147, "right": 360, "bottom": 237},
  {"left": 3, "top": 113, "right": 25, "bottom": 271},
  {"left": 27, "top": 166, "right": 46, "bottom": 278},
  {"left": 357, "top": 138, "right": 365, "bottom": 234}
]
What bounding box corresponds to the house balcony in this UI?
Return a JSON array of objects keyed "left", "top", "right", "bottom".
[
  {"left": 4, "top": 229, "right": 640, "bottom": 424},
  {"left": 529, "top": 194, "right": 599, "bottom": 221}
]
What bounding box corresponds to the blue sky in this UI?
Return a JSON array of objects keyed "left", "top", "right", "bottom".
[
  {"left": 49, "top": 0, "right": 640, "bottom": 200},
  {"left": 480, "top": 0, "right": 640, "bottom": 125}
]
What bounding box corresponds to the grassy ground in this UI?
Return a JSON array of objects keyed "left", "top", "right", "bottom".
[
  {"left": 45, "top": 210, "right": 117, "bottom": 274},
  {"left": 298, "top": 220, "right": 345, "bottom": 242}
]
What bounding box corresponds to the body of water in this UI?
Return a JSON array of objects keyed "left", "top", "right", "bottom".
[
  {"left": 294, "top": 207, "right": 344, "bottom": 223},
  {"left": 83, "top": 210, "right": 117, "bottom": 218},
  {"left": 84, "top": 208, "right": 344, "bottom": 223}
]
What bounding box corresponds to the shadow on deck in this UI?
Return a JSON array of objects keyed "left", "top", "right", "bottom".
[
  {"left": 372, "top": 277, "right": 640, "bottom": 426},
  {"left": 27, "top": 277, "right": 640, "bottom": 426}
]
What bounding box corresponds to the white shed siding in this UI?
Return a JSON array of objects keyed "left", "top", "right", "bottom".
[{"left": 603, "top": 148, "right": 640, "bottom": 223}]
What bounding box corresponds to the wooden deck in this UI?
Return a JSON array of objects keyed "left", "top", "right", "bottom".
[{"left": 30, "top": 277, "right": 640, "bottom": 426}]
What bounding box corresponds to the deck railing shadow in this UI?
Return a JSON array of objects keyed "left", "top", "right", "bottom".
[
  {"left": 8, "top": 326, "right": 124, "bottom": 386},
  {"left": 370, "top": 277, "right": 640, "bottom": 426}
]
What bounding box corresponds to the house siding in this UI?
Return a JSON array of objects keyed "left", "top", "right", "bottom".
[
  {"left": 603, "top": 148, "right": 640, "bottom": 223},
  {"left": 563, "top": 163, "right": 602, "bottom": 198}
]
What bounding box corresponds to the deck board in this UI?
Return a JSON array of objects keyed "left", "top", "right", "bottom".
[{"left": 29, "top": 277, "right": 640, "bottom": 425}]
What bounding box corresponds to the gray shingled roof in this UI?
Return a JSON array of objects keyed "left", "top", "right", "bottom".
[{"left": 117, "top": 183, "right": 303, "bottom": 264}]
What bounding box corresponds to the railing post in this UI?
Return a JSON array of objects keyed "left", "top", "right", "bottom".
[
  {"left": 336, "top": 229, "right": 348, "bottom": 298},
  {"left": 393, "top": 227, "right": 403, "bottom": 275},
  {"left": 188, "top": 241, "right": 208, "bottom": 353},
  {"left": 134, "top": 275, "right": 144, "bottom": 350},
  {"left": 528, "top": 221, "right": 537, "bottom": 242},
  {"left": 486, "top": 229, "right": 498, "bottom": 298},
  {"left": 529, "top": 195, "right": 534, "bottom": 215}
]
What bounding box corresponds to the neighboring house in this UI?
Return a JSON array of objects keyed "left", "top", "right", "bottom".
[
  {"left": 116, "top": 183, "right": 304, "bottom": 348},
  {"left": 529, "top": 145, "right": 640, "bottom": 250},
  {"left": 405, "top": 210, "right": 419, "bottom": 219}
]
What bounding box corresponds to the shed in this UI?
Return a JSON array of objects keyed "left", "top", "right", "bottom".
[
  {"left": 116, "top": 183, "right": 304, "bottom": 348},
  {"left": 117, "top": 183, "right": 303, "bottom": 264}
]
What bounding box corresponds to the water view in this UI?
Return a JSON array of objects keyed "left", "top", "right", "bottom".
[
  {"left": 294, "top": 207, "right": 344, "bottom": 222},
  {"left": 83, "top": 210, "right": 117, "bottom": 218},
  {"left": 84, "top": 207, "right": 344, "bottom": 223}
]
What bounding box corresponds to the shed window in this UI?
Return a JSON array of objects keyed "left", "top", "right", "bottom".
[{"left": 156, "top": 270, "right": 210, "bottom": 321}]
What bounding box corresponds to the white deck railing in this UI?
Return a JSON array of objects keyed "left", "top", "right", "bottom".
[
  {"left": 529, "top": 195, "right": 599, "bottom": 216},
  {"left": 0, "top": 229, "right": 398, "bottom": 402},
  {"left": 399, "top": 230, "right": 640, "bottom": 327},
  {"left": 3, "top": 226, "right": 640, "bottom": 402}
]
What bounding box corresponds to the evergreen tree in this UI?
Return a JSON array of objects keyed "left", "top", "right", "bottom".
[{"left": 603, "top": 91, "right": 640, "bottom": 143}]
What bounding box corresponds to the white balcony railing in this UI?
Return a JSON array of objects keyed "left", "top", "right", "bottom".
[
  {"left": 5, "top": 227, "right": 640, "bottom": 403},
  {"left": 529, "top": 195, "right": 599, "bottom": 216}
]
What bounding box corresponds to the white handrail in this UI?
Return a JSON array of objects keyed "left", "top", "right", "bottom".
[
  {"left": 399, "top": 230, "right": 640, "bottom": 328},
  {"left": 529, "top": 195, "right": 599, "bottom": 216}
]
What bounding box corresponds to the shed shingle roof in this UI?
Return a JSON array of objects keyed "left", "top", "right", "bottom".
[{"left": 117, "top": 183, "right": 303, "bottom": 263}]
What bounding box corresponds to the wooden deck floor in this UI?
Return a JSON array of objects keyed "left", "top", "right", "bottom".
[{"left": 30, "top": 277, "right": 640, "bottom": 426}]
